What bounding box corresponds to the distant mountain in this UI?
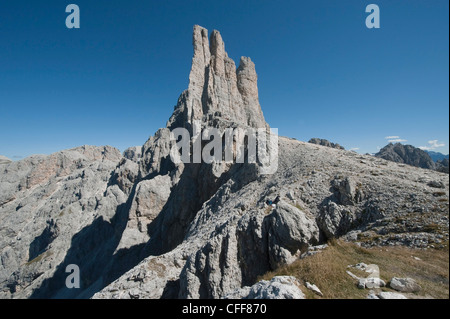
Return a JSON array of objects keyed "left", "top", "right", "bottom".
[
  {"left": 308, "top": 138, "right": 345, "bottom": 150},
  {"left": 375, "top": 143, "right": 436, "bottom": 169},
  {"left": 426, "top": 151, "right": 449, "bottom": 162}
]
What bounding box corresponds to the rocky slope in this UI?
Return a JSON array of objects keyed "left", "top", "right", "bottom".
[
  {"left": 93, "top": 137, "right": 448, "bottom": 299},
  {"left": 0, "top": 145, "right": 127, "bottom": 298},
  {"left": 0, "top": 25, "right": 448, "bottom": 299}
]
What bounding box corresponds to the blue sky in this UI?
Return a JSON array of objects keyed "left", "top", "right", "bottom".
[{"left": 1, "top": 0, "right": 448, "bottom": 159}]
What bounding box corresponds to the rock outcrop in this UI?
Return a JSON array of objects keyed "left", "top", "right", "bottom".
[
  {"left": 308, "top": 138, "right": 345, "bottom": 150},
  {"left": 0, "top": 25, "right": 448, "bottom": 300},
  {"left": 224, "top": 276, "right": 305, "bottom": 299},
  {"left": 367, "top": 291, "right": 407, "bottom": 299},
  {"left": 265, "top": 201, "right": 319, "bottom": 268},
  {"left": 0, "top": 145, "right": 126, "bottom": 298},
  {"left": 347, "top": 263, "right": 386, "bottom": 289},
  {"left": 165, "top": 25, "right": 267, "bottom": 133},
  {"left": 0, "top": 156, "right": 12, "bottom": 165},
  {"left": 123, "top": 146, "right": 142, "bottom": 163}
]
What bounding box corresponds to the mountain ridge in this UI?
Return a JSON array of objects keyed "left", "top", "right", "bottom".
[{"left": 426, "top": 150, "right": 449, "bottom": 162}]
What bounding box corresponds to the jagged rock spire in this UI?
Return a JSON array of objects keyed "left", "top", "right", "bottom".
[
  {"left": 142, "top": 25, "right": 269, "bottom": 179},
  {"left": 167, "top": 25, "right": 268, "bottom": 131}
]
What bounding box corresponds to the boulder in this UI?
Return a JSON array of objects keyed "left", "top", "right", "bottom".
[
  {"left": 317, "top": 201, "right": 354, "bottom": 238},
  {"left": 224, "top": 276, "right": 305, "bottom": 299},
  {"left": 367, "top": 291, "right": 407, "bottom": 299},
  {"left": 265, "top": 201, "right": 319, "bottom": 268},
  {"left": 378, "top": 291, "right": 407, "bottom": 299},
  {"left": 389, "top": 277, "right": 421, "bottom": 293},
  {"left": 349, "top": 263, "right": 385, "bottom": 289},
  {"left": 305, "top": 282, "right": 323, "bottom": 297},
  {"left": 358, "top": 277, "right": 386, "bottom": 289}
]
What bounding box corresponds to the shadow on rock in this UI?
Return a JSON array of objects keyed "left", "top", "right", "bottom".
[{"left": 29, "top": 187, "right": 146, "bottom": 299}]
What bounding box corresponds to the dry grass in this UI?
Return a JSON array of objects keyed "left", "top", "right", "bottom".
[
  {"left": 25, "top": 250, "right": 53, "bottom": 266},
  {"left": 259, "top": 240, "right": 449, "bottom": 299}
]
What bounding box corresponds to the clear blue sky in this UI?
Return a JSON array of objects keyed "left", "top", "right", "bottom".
[{"left": 1, "top": 0, "right": 448, "bottom": 159}]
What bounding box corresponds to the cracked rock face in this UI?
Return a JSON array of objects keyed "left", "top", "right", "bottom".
[
  {"left": 0, "top": 146, "right": 125, "bottom": 298},
  {"left": 1, "top": 25, "right": 449, "bottom": 300},
  {"left": 166, "top": 25, "right": 267, "bottom": 132},
  {"left": 265, "top": 201, "right": 319, "bottom": 268}
]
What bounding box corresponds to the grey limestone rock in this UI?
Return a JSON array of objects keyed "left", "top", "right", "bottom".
[
  {"left": 123, "top": 146, "right": 142, "bottom": 163},
  {"left": 265, "top": 201, "right": 319, "bottom": 268},
  {"left": 305, "top": 282, "right": 323, "bottom": 297},
  {"left": 389, "top": 277, "right": 421, "bottom": 293},
  {"left": 0, "top": 155, "right": 12, "bottom": 165},
  {"left": 308, "top": 138, "right": 345, "bottom": 150},
  {"left": 224, "top": 276, "right": 305, "bottom": 299},
  {"left": 378, "top": 291, "right": 408, "bottom": 299},
  {"left": 0, "top": 145, "right": 126, "bottom": 298}
]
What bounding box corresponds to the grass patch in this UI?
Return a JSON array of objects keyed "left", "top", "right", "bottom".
[
  {"left": 264, "top": 206, "right": 273, "bottom": 215},
  {"left": 25, "top": 250, "right": 53, "bottom": 266},
  {"left": 258, "top": 240, "right": 449, "bottom": 299},
  {"left": 423, "top": 223, "right": 441, "bottom": 233}
]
